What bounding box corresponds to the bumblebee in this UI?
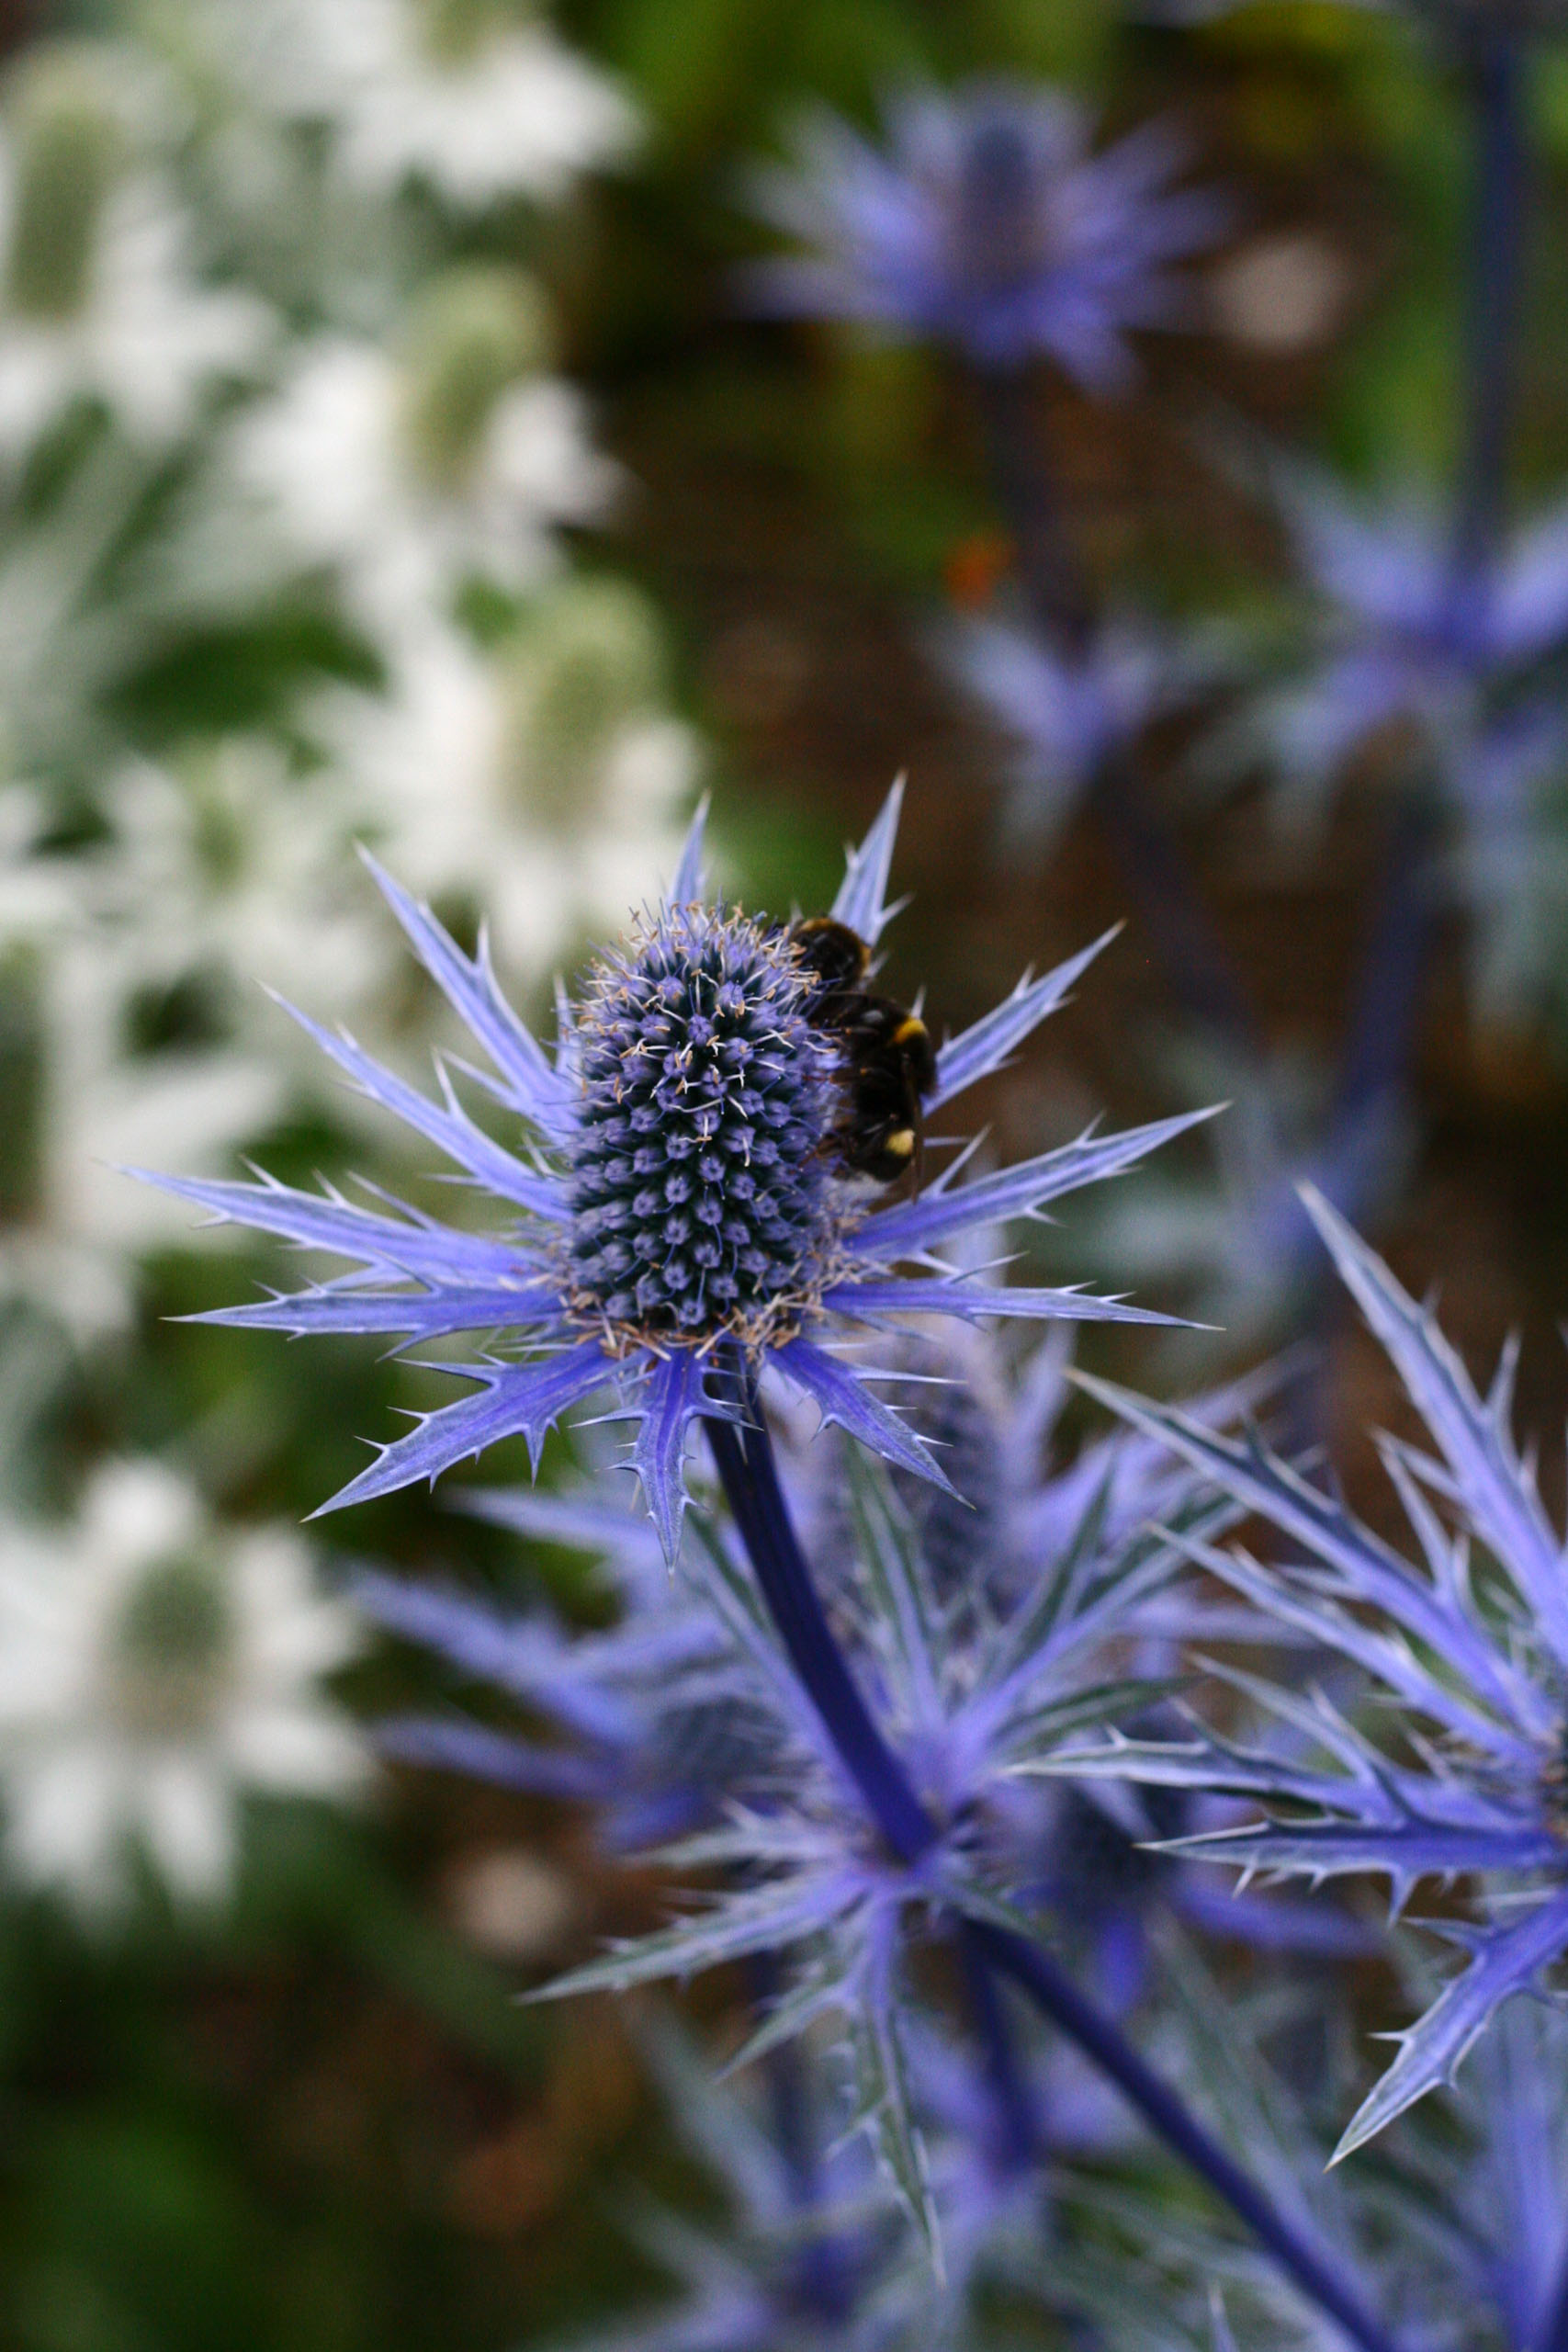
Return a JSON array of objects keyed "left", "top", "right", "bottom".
[{"left": 789, "top": 915, "right": 937, "bottom": 1185}]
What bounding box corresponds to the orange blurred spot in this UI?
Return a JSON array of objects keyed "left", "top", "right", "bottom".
[{"left": 944, "top": 529, "right": 1014, "bottom": 612}]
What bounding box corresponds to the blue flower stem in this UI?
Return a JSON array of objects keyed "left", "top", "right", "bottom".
[
  {"left": 962, "top": 1917, "right": 1404, "bottom": 2352},
  {"left": 971, "top": 361, "right": 1261, "bottom": 1055},
  {"left": 703, "top": 1370, "right": 936, "bottom": 1867},
  {"left": 705, "top": 1371, "right": 1403, "bottom": 2352},
  {"left": 953, "top": 1916, "right": 1039, "bottom": 2175},
  {"left": 1453, "top": 27, "right": 1527, "bottom": 585}
]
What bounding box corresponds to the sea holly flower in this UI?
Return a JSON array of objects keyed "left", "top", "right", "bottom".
[
  {"left": 1390, "top": 1997, "right": 1568, "bottom": 2351},
  {"left": 1052, "top": 1184, "right": 1568, "bottom": 2154},
  {"left": 1266, "top": 471, "right": 1568, "bottom": 819},
  {"left": 0, "top": 45, "right": 267, "bottom": 460},
  {"left": 0, "top": 1460, "right": 367, "bottom": 1915},
  {"left": 231, "top": 310, "right": 618, "bottom": 645},
  {"left": 354, "top": 1360, "right": 1239, "bottom": 2252},
  {"left": 357, "top": 1495, "right": 797, "bottom": 1853},
  {"left": 137, "top": 784, "right": 1203, "bottom": 1562},
  {"left": 311, "top": 603, "right": 696, "bottom": 981},
  {"left": 180, "top": 0, "right": 638, "bottom": 213},
  {"left": 939, "top": 612, "right": 1197, "bottom": 850},
  {"left": 577, "top": 2018, "right": 903, "bottom": 2352},
  {"left": 1435, "top": 705, "right": 1568, "bottom": 1030},
  {"left": 745, "top": 83, "right": 1224, "bottom": 393}
]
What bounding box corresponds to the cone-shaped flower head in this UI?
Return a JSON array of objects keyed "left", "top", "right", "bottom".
[
  {"left": 137, "top": 786, "right": 1202, "bottom": 1562},
  {"left": 746, "top": 82, "right": 1224, "bottom": 392},
  {"left": 565, "top": 901, "right": 840, "bottom": 1343}
]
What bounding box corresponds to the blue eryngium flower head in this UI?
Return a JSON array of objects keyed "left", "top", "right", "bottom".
[
  {"left": 566, "top": 898, "right": 840, "bottom": 1342},
  {"left": 1266, "top": 471, "right": 1568, "bottom": 820},
  {"left": 136, "top": 785, "right": 1201, "bottom": 1560},
  {"left": 744, "top": 83, "right": 1224, "bottom": 392},
  {"left": 1059, "top": 1184, "right": 1568, "bottom": 2156},
  {"left": 938, "top": 612, "right": 1197, "bottom": 851}
]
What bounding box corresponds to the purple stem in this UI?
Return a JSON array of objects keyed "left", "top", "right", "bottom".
[
  {"left": 1452, "top": 28, "right": 1527, "bottom": 587},
  {"left": 1323, "top": 783, "right": 1439, "bottom": 1167},
  {"left": 704, "top": 1385, "right": 933, "bottom": 1865},
  {"left": 703, "top": 1373, "right": 1404, "bottom": 2352},
  {"left": 971, "top": 363, "right": 1261, "bottom": 1054},
  {"left": 964, "top": 1917, "right": 1404, "bottom": 2352},
  {"left": 954, "top": 1917, "right": 1039, "bottom": 2177}
]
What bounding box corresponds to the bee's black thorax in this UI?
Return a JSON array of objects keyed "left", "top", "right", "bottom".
[{"left": 788, "top": 917, "right": 937, "bottom": 1186}]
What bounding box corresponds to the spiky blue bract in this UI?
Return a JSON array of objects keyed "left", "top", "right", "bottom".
[
  {"left": 137, "top": 786, "right": 1196, "bottom": 1560},
  {"left": 744, "top": 83, "right": 1225, "bottom": 392},
  {"left": 1055, "top": 1183, "right": 1568, "bottom": 2154}
]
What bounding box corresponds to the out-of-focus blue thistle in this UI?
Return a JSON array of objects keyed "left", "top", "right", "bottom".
[
  {"left": 358, "top": 1301, "right": 1372, "bottom": 2266},
  {"left": 357, "top": 1540, "right": 784, "bottom": 1852},
  {"left": 1106, "top": 1970, "right": 1568, "bottom": 2350},
  {"left": 938, "top": 612, "right": 1202, "bottom": 849},
  {"left": 1266, "top": 473, "right": 1568, "bottom": 821},
  {"left": 744, "top": 83, "right": 1224, "bottom": 394},
  {"left": 560, "top": 2017, "right": 902, "bottom": 2351},
  {"left": 1086, "top": 1043, "right": 1411, "bottom": 1357},
  {"left": 136, "top": 785, "right": 1202, "bottom": 1563},
  {"left": 1404, "top": 1999, "right": 1568, "bottom": 2351},
  {"left": 1055, "top": 1184, "right": 1568, "bottom": 2156},
  {"left": 1436, "top": 707, "right": 1568, "bottom": 1030}
]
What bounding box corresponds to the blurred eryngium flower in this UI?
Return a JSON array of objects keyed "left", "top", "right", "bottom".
[
  {"left": 1062, "top": 1187, "right": 1568, "bottom": 2154},
  {"left": 141, "top": 787, "right": 1200, "bottom": 1560},
  {"left": 232, "top": 298, "right": 615, "bottom": 642},
  {"left": 941, "top": 612, "right": 1194, "bottom": 847},
  {"left": 0, "top": 920, "right": 281, "bottom": 1340},
  {"left": 1268, "top": 471, "right": 1568, "bottom": 816},
  {"left": 312, "top": 597, "right": 694, "bottom": 978},
  {"left": 94, "top": 740, "right": 393, "bottom": 1024},
  {"left": 185, "top": 0, "right": 637, "bottom": 209},
  {"left": 746, "top": 82, "right": 1224, "bottom": 392},
  {"left": 0, "top": 46, "right": 265, "bottom": 457},
  {"left": 0, "top": 1461, "right": 366, "bottom": 1913}
]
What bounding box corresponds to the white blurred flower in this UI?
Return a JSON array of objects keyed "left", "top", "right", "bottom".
[
  {"left": 0, "top": 786, "right": 73, "bottom": 940},
  {"left": 0, "top": 1459, "right": 367, "bottom": 1916},
  {"left": 314, "top": 607, "right": 695, "bottom": 975},
  {"left": 0, "top": 167, "right": 266, "bottom": 458},
  {"left": 0, "top": 929, "right": 282, "bottom": 1338},
  {"left": 231, "top": 331, "right": 616, "bottom": 641},
  {"left": 94, "top": 740, "right": 393, "bottom": 1021},
  {"left": 186, "top": 0, "right": 637, "bottom": 209},
  {"left": 337, "top": 8, "right": 638, "bottom": 208}
]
